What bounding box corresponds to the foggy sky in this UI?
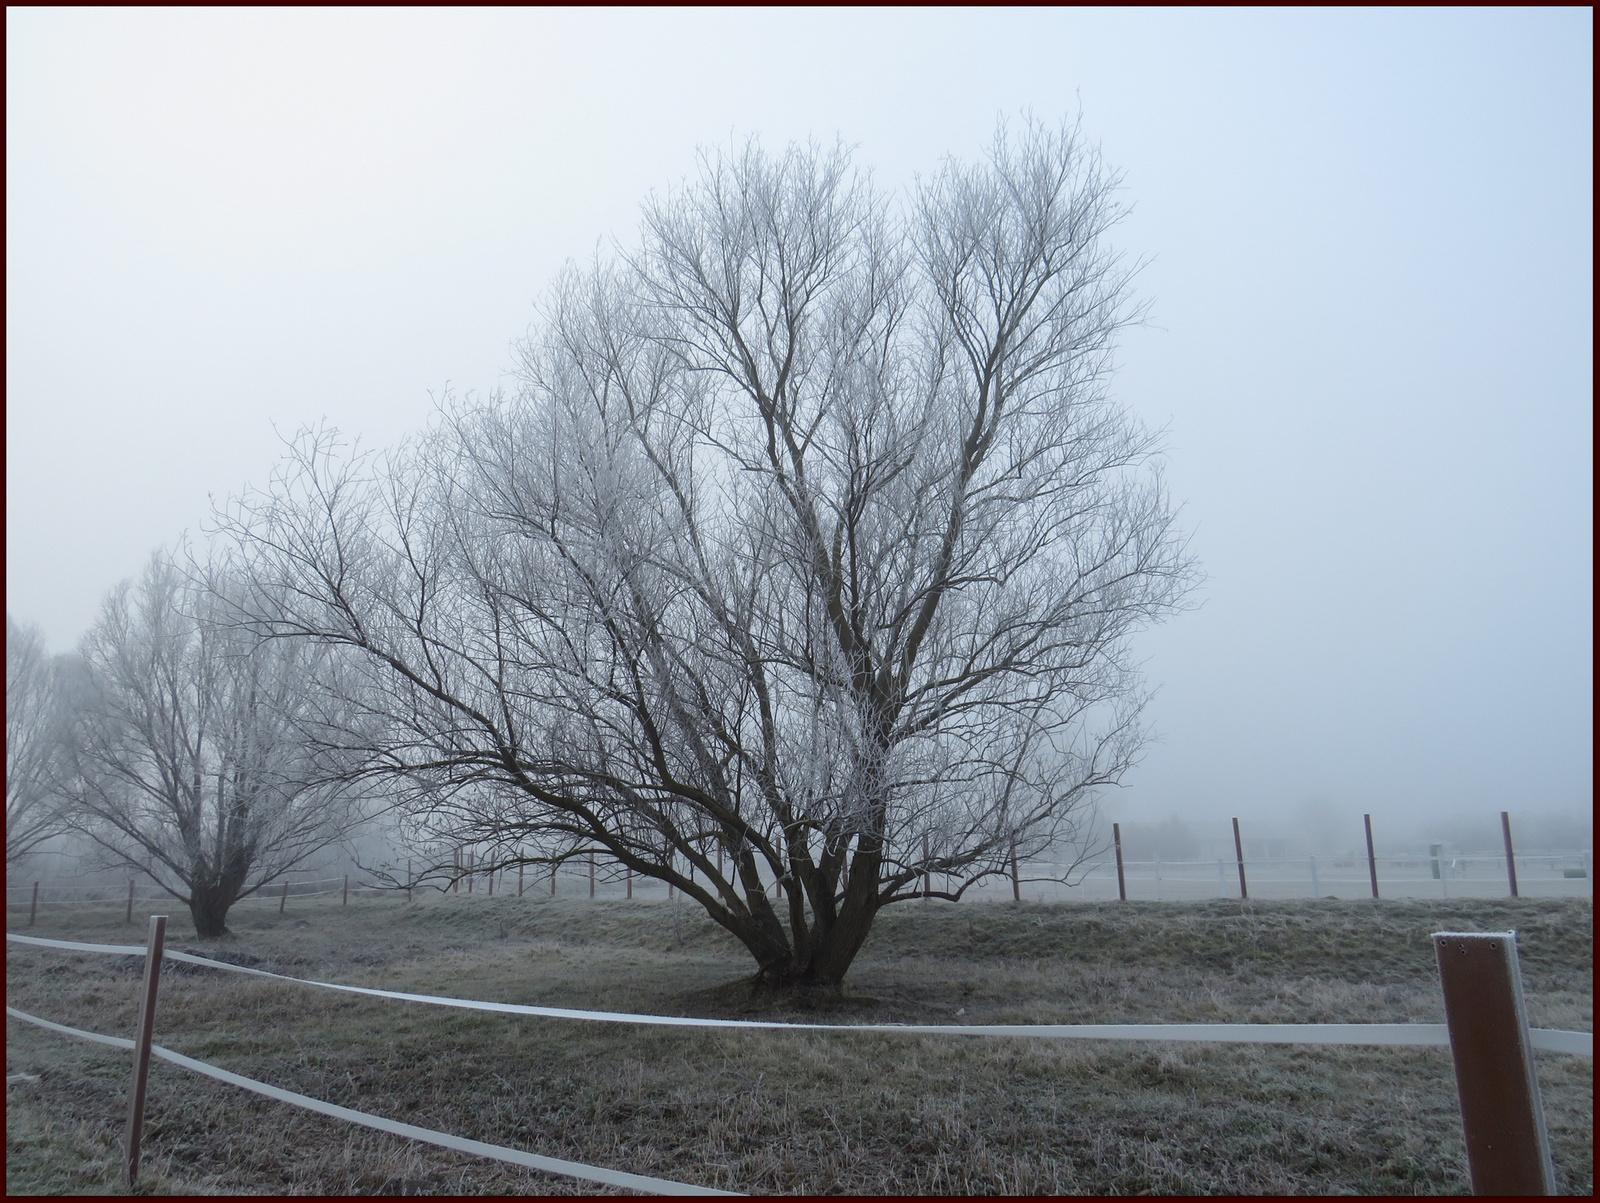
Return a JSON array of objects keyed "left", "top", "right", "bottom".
[{"left": 7, "top": 9, "right": 1591, "bottom": 839}]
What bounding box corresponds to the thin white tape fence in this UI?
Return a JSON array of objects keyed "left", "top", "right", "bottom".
[
  {"left": 9, "top": 932, "right": 1591, "bottom": 1054},
  {"left": 7, "top": 929, "right": 1592, "bottom": 1195},
  {"left": 4, "top": 1004, "right": 731, "bottom": 1196}
]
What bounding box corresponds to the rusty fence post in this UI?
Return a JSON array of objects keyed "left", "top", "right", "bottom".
[
  {"left": 550, "top": 864, "right": 557, "bottom": 897},
  {"left": 279, "top": 880, "right": 289, "bottom": 914},
  {"left": 1501, "top": 811, "right": 1520, "bottom": 898},
  {"left": 29, "top": 881, "right": 39, "bottom": 926},
  {"left": 1432, "top": 931, "right": 1556, "bottom": 1195},
  {"left": 518, "top": 859, "right": 524, "bottom": 898},
  {"left": 1112, "top": 824, "right": 1127, "bottom": 902},
  {"left": 627, "top": 866, "right": 633, "bottom": 899},
  {"left": 126, "top": 879, "right": 135, "bottom": 924},
  {"left": 343, "top": 875, "right": 349, "bottom": 906},
  {"left": 588, "top": 852, "right": 595, "bottom": 898},
  {"left": 1364, "top": 813, "right": 1380, "bottom": 899},
  {"left": 121, "top": 914, "right": 168, "bottom": 1187},
  {"left": 1010, "top": 840, "right": 1021, "bottom": 903},
  {"left": 1231, "top": 818, "right": 1248, "bottom": 900},
  {"left": 922, "top": 834, "right": 931, "bottom": 900}
]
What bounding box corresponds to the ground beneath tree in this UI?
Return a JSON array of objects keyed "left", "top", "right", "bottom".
[{"left": 6, "top": 893, "right": 1593, "bottom": 1195}]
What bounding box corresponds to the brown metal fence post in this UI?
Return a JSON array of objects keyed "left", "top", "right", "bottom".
[
  {"left": 468, "top": 851, "right": 474, "bottom": 894},
  {"left": 29, "top": 881, "right": 39, "bottom": 926},
  {"left": 1113, "top": 824, "right": 1127, "bottom": 902},
  {"left": 1364, "top": 813, "right": 1380, "bottom": 899},
  {"left": 518, "top": 859, "right": 524, "bottom": 898},
  {"left": 1010, "top": 840, "right": 1021, "bottom": 903},
  {"left": 1432, "top": 931, "right": 1556, "bottom": 1195},
  {"left": 279, "top": 880, "right": 289, "bottom": 914},
  {"left": 1231, "top": 818, "right": 1248, "bottom": 899},
  {"left": 343, "top": 875, "right": 349, "bottom": 906},
  {"left": 120, "top": 914, "right": 168, "bottom": 1187},
  {"left": 126, "top": 879, "right": 135, "bottom": 924},
  {"left": 922, "top": 834, "right": 931, "bottom": 900},
  {"left": 589, "top": 852, "right": 595, "bottom": 898},
  {"left": 1501, "top": 811, "right": 1520, "bottom": 898}
]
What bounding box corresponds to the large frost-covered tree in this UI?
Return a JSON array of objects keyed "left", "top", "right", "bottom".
[{"left": 223, "top": 118, "right": 1197, "bottom": 985}]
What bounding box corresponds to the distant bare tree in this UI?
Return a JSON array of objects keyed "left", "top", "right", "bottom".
[
  {"left": 61, "top": 553, "right": 372, "bottom": 936},
  {"left": 222, "top": 118, "right": 1197, "bottom": 985},
  {"left": 7, "top": 616, "right": 74, "bottom": 864}
]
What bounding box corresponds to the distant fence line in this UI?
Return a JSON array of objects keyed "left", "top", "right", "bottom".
[{"left": 8, "top": 850, "right": 1592, "bottom": 919}]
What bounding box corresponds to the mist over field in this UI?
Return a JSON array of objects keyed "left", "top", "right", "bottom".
[{"left": 7, "top": 9, "right": 1592, "bottom": 850}]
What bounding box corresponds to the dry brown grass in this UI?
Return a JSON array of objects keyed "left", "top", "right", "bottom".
[{"left": 7, "top": 892, "right": 1593, "bottom": 1195}]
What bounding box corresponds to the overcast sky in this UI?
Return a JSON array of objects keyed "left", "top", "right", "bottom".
[{"left": 7, "top": 8, "right": 1591, "bottom": 842}]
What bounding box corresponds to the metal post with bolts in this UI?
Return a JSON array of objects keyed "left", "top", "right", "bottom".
[
  {"left": 1432, "top": 931, "right": 1556, "bottom": 1195},
  {"left": 121, "top": 915, "right": 168, "bottom": 1187},
  {"left": 1231, "top": 818, "right": 1248, "bottom": 900}
]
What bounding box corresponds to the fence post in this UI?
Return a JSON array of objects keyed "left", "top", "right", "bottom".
[
  {"left": 1363, "top": 813, "right": 1380, "bottom": 899},
  {"left": 1309, "top": 854, "right": 1320, "bottom": 898},
  {"left": 1432, "top": 931, "right": 1556, "bottom": 1195},
  {"left": 1010, "top": 840, "right": 1021, "bottom": 903},
  {"left": 120, "top": 914, "right": 168, "bottom": 1187},
  {"left": 29, "top": 881, "right": 39, "bottom": 926},
  {"left": 922, "top": 834, "right": 931, "bottom": 900},
  {"left": 407, "top": 859, "right": 414, "bottom": 904},
  {"left": 627, "top": 865, "right": 633, "bottom": 899},
  {"left": 1501, "top": 811, "right": 1520, "bottom": 898},
  {"left": 468, "top": 850, "right": 475, "bottom": 894},
  {"left": 550, "top": 864, "right": 557, "bottom": 897},
  {"left": 1112, "top": 824, "right": 1127, "bottom": 902},
  {"left": 518, "top": 859, "right": 524, "bottom": 898},
  {"left": 488, "top": 864, "right": 494, "bottom": 896},
  {"left": 343, "top": 875, "right": 349, "bottom": 906},
  {"left": 589, "top": 852, "right": 595, "bottom": 898},
  {"left": 1231, "top": 818, "right": 1248, "bottom": 900},
  {"left": 279, "top": 880, "right": 289, "bottom": 914},
  {"left": 127, "top": 879, "right": 135, "bottom": 924}
]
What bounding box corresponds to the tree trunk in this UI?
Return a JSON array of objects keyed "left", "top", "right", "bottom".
[{"left": 187, "top": 869, "right": 247, "bottom": 938}]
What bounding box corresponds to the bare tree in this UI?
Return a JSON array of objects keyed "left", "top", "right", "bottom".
[
  {"left": 222, "top": 118, "right": 1197, "bottom": 985},
  {"left": 6, "top": 616, "right": 74, "bottom": 864},
  {"left": 61, "top": 553, "right": 372, "bottom": 936}
]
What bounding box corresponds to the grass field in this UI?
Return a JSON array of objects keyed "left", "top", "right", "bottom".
[{"left": 6, "top": 892, "right": 1592, "bottom": 1195}]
